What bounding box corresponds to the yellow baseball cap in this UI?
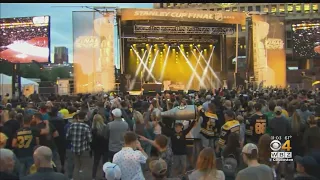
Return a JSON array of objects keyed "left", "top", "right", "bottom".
[{"left": 0, "top": 133, "right": 8, "bottom": 146}]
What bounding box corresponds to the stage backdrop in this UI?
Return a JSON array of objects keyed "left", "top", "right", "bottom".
[
  {"left": 119, "top": 8, "right": 246, "bottom": 25},
  {"left": 118, "top": 8, "right": 286, "bottom": 88},
  {"left": 252, "top": 15, "right": 286, "bottom": 87},
  {"left": 73, "top": 11, "right": 116, "bottom": 93}
]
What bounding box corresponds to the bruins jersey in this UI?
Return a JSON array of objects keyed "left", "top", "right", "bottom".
[
  {"left": 245, "top": 114, "right": 268, "bottom": 144},
  {"left": 200, "top": 111, "right": 219, "bottom": 139},
  {"left": 218, "top": 120, "right": 240, "bottom": 147},
  {"left": 13, "top": 127, "right": 40, "bottom": 158}
]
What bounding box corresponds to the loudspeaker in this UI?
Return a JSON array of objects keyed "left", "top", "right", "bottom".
[
  {"left": 235, "top": 73, "right": 245, "bottom": 87},
  {"left": 188, "top": 90, "right": 197, "bottom": 94},
  {"left": 143, "top": 91, "right": 158, "bottom": 96},
  {"left": 119, "top": 74, "right": 127, "bottom": 92},
  {"left": 227, "top": 80, "right": 233, "bottom": 90},
  {"left": 69, "top": 79, "right": 74, "bottom": 94},
  {"left": 167, "top": 90, "right": 178, "bottom": 94},
  {"left": 178, "top": 90, "right": 184, "bottom": 94},
  {"left": 142, "top": 83, "right": 162, "bottom": 93}
]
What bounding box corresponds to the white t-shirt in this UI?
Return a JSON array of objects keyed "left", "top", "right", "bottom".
[{"left": 189, "top": 169, "right": 225, "bottom": 180}]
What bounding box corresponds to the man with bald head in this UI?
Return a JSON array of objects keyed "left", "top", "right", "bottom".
[
  {"left": 0, "top": 148, "right": 19, "bottom": 180},
  {"left": 22, "top": 146, "right": 67, "bottom": 180}
]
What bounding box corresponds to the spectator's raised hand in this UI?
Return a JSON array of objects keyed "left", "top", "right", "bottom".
[{"left": 138, "top": 135, "right": 148, "bottom": 142}]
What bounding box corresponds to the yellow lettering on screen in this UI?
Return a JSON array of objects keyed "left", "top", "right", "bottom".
[{"left": 282, "top": 140, "right": 292, "bottom": 151}]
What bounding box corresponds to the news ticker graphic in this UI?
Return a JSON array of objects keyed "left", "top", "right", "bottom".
[{"left": 270, "top": 135, "right": 293, "bottom": 162}]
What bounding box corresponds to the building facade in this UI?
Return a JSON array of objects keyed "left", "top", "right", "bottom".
[
  {"left": 154, "top": 3, "right": 320, "bottom": 70},
  {"left": 54, "top": 46, "right": 69, "bottom": 64}
]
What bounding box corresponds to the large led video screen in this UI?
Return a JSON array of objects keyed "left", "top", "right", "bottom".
[
  {"left": 0, "top": 16, "right": 50, "bottom": 63},
  {"left": 73, "top": 11, "right": 115, "bottom": 93},
  {"left": 292, "top": 20, "right": 320, "bottom": 58},
  {"left": 251, "top": 15, "right": 286, "bottom": 87}
]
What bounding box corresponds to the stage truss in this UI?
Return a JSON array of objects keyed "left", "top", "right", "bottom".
[
  {"left": 133, "top": 25, "right": 235, "bottom": 35},
  {"left": 126, "top": 38, "right": 218, "bottom": 44}
]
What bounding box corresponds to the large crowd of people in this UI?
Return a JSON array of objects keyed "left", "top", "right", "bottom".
[
  {"left": 292, "top": 19, "right": 320, "bottom": 58},
  {"left": 0, "top": 87, "right": 320, "bottom": 180},
  {"left": 0, "top": 17, "right": 49, "bottom": 49}
]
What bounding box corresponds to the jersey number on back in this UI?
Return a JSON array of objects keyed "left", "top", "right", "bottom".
[
  {"left": 255, "top": 122, "right": 266, "bottom": 134},
  {"left": 17, "top": 135, "right": 33, "bottom": 148}
]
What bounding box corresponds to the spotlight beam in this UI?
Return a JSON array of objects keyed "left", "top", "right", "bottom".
[
  {"left": 191, "top": 50, "right": 205, "bottom": 71},
  {"left": 132, "top": 46, "right": 157, "bottom": 82},
  {"left": 186, "top": 51, "right": 202, "bottom": 90},
  {"left": 199, "top": 47, "right": 215, "bottom": 89},
  {"left": 140, "top": 46, "right": 153, "bottom": 75},
  {"left": 134, "top": 45, "right": 152, "bottom": 76},
  {"left": 159, "top": 46, "right": 171, "bottom": 81},
  {"left": 129, "top": 48, "right": 148, "bottom": 90},
  {"left": 146, "top": 50, "right": 159, "bottom": 81},
  {"left": 190, "top": 50, "right": 213, "bottom": 85},
  {"left": 195, "top": 46, "right": 221, "bottom": 85},
  {"left": 178, "top": 46, "right": 205, "bottom": 87}
]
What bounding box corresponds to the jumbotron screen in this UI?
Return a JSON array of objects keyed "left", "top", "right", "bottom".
[
  {"left": 0, "top": 16, "right": 50, "bottom": 63},
  {"left": 292, "top": 20, "right": 320, "bottom": 58}
]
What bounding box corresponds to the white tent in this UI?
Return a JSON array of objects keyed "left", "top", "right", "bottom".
[{"left": 0, "top": 73, "right": 39, "bottom": 97}]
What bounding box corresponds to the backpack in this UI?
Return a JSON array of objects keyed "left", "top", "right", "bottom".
[{"left": 222, "top": 154, "right": 238, "bottom": 178}]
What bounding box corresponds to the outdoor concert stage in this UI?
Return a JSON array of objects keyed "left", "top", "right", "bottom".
[
  {"left": 117, "top": 8, "right": 286, "bottom": 92},
  {"left": 119, "top": 9, "right": 238, "bottom": 91},
  {"left": 72, "top": 8, "right": 286, "bottom": 93}
]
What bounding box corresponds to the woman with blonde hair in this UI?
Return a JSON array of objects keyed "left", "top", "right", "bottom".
[
  {"left": 91, "top": 114, "right": 108, "bottom": 180},
  {"left": 189, "top": 147, "right": 225, "bottom": 180},
  {"left": 133, "top": 110, "right": 144, "bottom": 135},
  {"left": 133, "top": 110, "right": 152, "bottom": 166}
]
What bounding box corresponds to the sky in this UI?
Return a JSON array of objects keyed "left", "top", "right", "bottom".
[{"left": 0, "top": 3, "right": 153, "bottom": 63}]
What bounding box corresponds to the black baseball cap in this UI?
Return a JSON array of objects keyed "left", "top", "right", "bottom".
[{"left": 295, "top": 156, "right": 318, "bottom": 167}]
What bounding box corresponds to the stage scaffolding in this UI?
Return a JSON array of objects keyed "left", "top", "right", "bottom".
[
  {"left": 133, "top": 25, "right": 235, "bottom": 35},
  {"left": 115, "top": 8, "right": 286, "bottom": 91}
]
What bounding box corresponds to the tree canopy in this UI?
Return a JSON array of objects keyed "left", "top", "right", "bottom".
[{"left": 0, "top": 61, "right": 72, "bottom": 82}]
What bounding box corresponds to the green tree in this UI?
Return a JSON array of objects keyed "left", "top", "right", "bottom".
[
  {"left": 50, "top": 67, "right": 71, "bottom": 81},
  {"left": 20, "top": 64, "right": 42, "bottom": 78},
  {"left": 0, "top": 60, "right": 13, "bottom": 76}
]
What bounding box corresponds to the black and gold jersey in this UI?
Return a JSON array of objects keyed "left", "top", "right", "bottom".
[
  {"left": 245, "top": 114, "right": 268, "bottom": 144},
  {"left": 218, "top": 120, "right": 240, "bottom": 147},
  {"left": 200, "top": 111, "right": 219, "bottom": 139},
  {"left": 13, "top": 127, "right": 40, "bottom": 158}
]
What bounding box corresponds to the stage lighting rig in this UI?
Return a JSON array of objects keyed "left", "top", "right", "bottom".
[
  {"left": 215, "top": 3, "right": 239, "bottom": 8},
  {"left": 52, "top": 5, "right": 117, "bottom": 14}
]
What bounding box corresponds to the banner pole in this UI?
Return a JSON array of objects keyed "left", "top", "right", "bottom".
[
  {"left": 235, "top": 24, "right": 239, "bottom": 74},
  {"left": 234, "top": 24, "right": 239, "bottom": 88}
]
